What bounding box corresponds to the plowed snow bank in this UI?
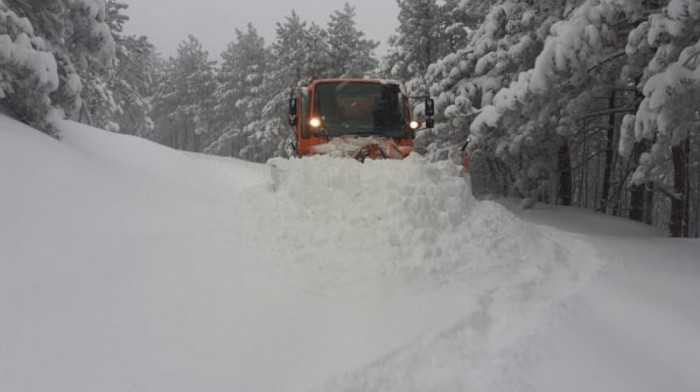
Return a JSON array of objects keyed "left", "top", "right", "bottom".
[
  {"left": 261, "top": 155, "right": 607, "bottom": 390},
  {"left": 266, "top": 155, "right": 603, "bottom": 299}
]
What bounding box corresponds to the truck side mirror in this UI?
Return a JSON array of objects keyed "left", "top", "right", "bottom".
[
  {"left": 288, "top": 98, "right": 298, "bottom": 126},
  {"left": 426, "top": 118, "right": 435, "bottom": 129},
  {"left": 425, "top": 98, "right": 435, "bottom": 117}
]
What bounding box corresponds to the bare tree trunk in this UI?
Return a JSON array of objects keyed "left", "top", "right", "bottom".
[
  {"left": 599, "top": 91, "right": 617, "bottom": 212},
  {"left": 695, "top": 163, "right": 700, "bottom": 237},
  {"left": 611, "top": 160, "right": 621, "bottom": 216},
  {"left": 683, "top": 138, "right": 691, "bottom": 236},
  {"left": 486, "top": 159, "right": 500, "bottom": 196},
  {"left": 670, "top": 142, "right": 689, "bottom": 237},
  {"left": 614, "top": 139, "right": 633, "bottom": 217},
  {"left": 644, "top": 186, "right": 654, "bottom": 225},
  {"left": 79, "top": 102, "right": 93, "bottom": 126},
  {"left": 194, "top": 133, "right": 201, "bottom": 153},
  {"left": 594, "top": 141, "right": 601, "bottom": 209},
  {"left": 182, "top": 127, "right": 190, "bottom": 152},
  {"left": 578, "top": 139, "right": 586, "bottom": 207},
  {"left": 629, "top": 184, "right": 645, "bottom": 222},
  {"left": 171, "top": 129, "right": 179, "bottom": 150},
  {"left": 558, "top": 141, "right": 572, "bottom": 206},
  {"left": 629, "top": 77, "right": 646, "bottom": 222},
  {"left": 629, "top": 140, "right": 650, "bottom": 222},
  {"left": 494, "top": 160, "right": 510, "bottom": 196},
  {"left": 695, "top": 136, "right": 700, "bottom": 237}
]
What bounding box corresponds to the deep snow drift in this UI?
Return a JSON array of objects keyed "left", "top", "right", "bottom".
[
  {"left": 1, "top": 115, "right": 699, "bottom": 392},
  {"left": 267, "top": 155, "right": 601, "bottom": 299}
]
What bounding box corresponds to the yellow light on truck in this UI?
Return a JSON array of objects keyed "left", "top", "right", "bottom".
[
  {"left": 309, "top": 117, "right": 322, "bottom": 128},
  {"left": 409, "top": 120, "right": 420, "bottom": 130}
]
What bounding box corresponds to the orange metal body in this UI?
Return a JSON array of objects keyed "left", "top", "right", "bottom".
[{"left": 292, "top": 78, "right": 417, "bottom": 160}]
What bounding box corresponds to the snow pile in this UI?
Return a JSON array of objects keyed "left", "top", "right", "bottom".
[
  {"left": 264, "top": 154, "right": 608, "bottom": 390},
  {"left": 267, "top": 155, "right": 602, "bottom": 299},
  {"left": 1, "top": 116, "right": 621, "bottom": 392}
]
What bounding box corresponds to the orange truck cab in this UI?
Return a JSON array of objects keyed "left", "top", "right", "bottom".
[{"left": 288, "top": 79, "right": 434, "bottom": 160}]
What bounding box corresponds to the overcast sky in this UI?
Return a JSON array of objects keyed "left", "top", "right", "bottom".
[{"left": 120, "top": 0, "right": 399, "bottom": 60}]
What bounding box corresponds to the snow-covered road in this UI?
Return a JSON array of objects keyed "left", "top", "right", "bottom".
[
  {"left": 507, "top": 204, "right": 700, "bottom": 392},
  {"left": 1, "top": 116, "right": 698, "bottom": 392}
]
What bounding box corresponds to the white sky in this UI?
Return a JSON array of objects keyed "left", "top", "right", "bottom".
[{"left": 120, "top": 0, "right": 399, "bottom": 60}]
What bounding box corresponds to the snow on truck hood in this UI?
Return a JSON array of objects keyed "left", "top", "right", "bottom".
[{"left": 310, "top": 136, "right": 413, "bottom": 158}]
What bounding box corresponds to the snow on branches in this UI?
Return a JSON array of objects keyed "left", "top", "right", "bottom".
[
  {"left": 0, "top": 0, "right": 115, "bottom": 135},
  {"left": 625, "top": 0, "right": 700, "bottom": 184},
  {"left": 423, "top": 0, "right": 550, "bottom": 162},
  {"left": 0, "top": 3, "right": 60, "bottom": 134}
]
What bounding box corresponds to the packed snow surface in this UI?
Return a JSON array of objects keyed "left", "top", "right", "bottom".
[{"left": 1, "top": 115, "right": 699, "bottom": 391}]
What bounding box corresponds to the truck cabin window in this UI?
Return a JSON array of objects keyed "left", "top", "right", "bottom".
[{"left": 314, "top": 82, "right": 409, "bottom": 139}]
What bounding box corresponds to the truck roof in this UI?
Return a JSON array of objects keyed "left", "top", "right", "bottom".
[{"left": 309, "top": 78, "right": 402, "bottom": 86}]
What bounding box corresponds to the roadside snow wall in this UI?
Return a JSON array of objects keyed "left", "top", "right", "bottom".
[{"left": 267, "top": 154, "right": 601, "bottom": 298}]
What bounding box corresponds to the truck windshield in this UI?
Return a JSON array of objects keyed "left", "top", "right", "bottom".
[{"left": 314, "top": 82, "right": 409, "bottom": 139}]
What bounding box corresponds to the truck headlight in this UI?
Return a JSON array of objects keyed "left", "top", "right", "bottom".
[{"left": 309, "top": 117, "right": 322, "bottom": 128}]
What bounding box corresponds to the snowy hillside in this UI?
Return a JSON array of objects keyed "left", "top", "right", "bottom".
[{"left": 1, "top": 116, "right": 699, "bottom": 392}]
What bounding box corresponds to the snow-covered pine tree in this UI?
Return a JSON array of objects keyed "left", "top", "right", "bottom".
[
  {"left": 270, "top": 11, "right": 330, "bottom": 85},
  {"left": 622, "top": 0, "right": 700, "bottom": 236},
  {"left": 451, "top": 0, "right": 498, "bottom": 30},
  {"left": 326, "top": 2, "right": 379, "bottom": 78},
  {"left": 433, "top": 0, "right": 486, "bottom": 59},
  {"left": 77, "top": 1, "right": 156, "bottom": 136},
  {"left": 0, "top": 2, "right": 59, "bottom": 134},
  {"left": 206, "top": 23, "right": 269, "bottom": 158},
  {"left": 151, "top": 35, "right": 216, "bottom": 152},
  {"left": 77, "top": 0, "right": 126, "bottom": 130},
  {"left": 384, "top": 0, "right": 435, "bottom": 79},
  {"left": 382, "top": 0, "right": 492, "bottom": 170},
  {"left": 1, "top": 0, "right": 115, "bottom": 135},
  {"left": 467, "top": 0, "right": 643, "bottom": 203},
  {"left": 109, "top": 34, "right": 157, "bottom": 137},
  {"left": 8, "top": 0, "right": 114, "bottom": 117},
  {"left": 236, "top": 11, "right": 332, "bottom": 162},
  {"left": 382, "top": 0, "right": 472, "bottom": 91},
  {"left": 422, "top": 0, "right": 564, "bottom": 198},
  {"left": 383, "top": 0, "right": 441, "bottom": 96}
]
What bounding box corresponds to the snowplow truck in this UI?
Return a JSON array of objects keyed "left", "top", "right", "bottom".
[{"left": 288, "top": 79, "right": 434, "bottom": 160}]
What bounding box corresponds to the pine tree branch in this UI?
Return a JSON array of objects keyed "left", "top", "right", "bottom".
[
  {"left": 565, "top": 148, "right": 609, "bottom": 172},
  {"left": 576, "top": 106, "right": 636, "bottom": 122},
  {"left": 587, "top": 50, "right": 627, "bottom": 73},
  {"left": 599, "top": 85, "right": 639, "bottom": 92},
  {"left": 650, "top": 183, "right": 683, "bottom": 201}
]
